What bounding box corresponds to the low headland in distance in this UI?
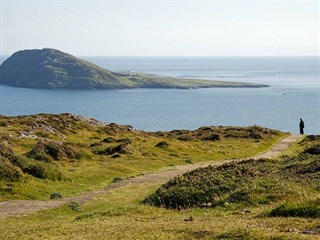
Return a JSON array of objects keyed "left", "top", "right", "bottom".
[
  {"left": 0, "top": 48, "right": 268, "bottom": 89},
  {"left": 0, "top": 113, "right": 319, "bottom": 239}
]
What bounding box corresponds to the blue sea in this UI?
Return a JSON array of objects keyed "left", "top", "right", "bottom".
[{"left": 0, "top": 56, "right": 319, "bottom": 134}]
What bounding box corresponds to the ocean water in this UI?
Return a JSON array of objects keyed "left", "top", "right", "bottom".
[{"left": 0, "top": 56, "right": 319, "bottom": 134}]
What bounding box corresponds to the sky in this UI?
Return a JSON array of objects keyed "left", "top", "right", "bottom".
[{"left": 0, "top": 0, "right": 319, "bottom": 56}]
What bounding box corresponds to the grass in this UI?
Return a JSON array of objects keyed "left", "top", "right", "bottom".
[
  {"left": 0, "top": 114, "right": 286, "bottom": 201},
  {"left": 142, "top": 154, "right": 319, "bottom": 210},
  {"left": 269, "top": 199, "right": 320, "bottom": 218},
  {"left": 0, "top": 182, "right": 319, "bottom": 239},
  {"left": 3, "top": 114, "right": 318, "bottom": 239}
]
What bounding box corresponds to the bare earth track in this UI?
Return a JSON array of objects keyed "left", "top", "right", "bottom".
[{"left": 0, "top": 134, "right": 304, "bottom": 218}]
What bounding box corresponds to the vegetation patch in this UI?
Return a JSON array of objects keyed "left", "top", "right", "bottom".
[
  {"left": 9, "top": 155, "right": 63, "bottom": 180},
  {"left": 26, "top": 140, "right": 78, "bottom": 162},
  {"left": 112, "top": 177, "right": 123, "bottom": 183},
  {"left": 159, "top": 125, "right": 280, "bottom": 142},
  {"left": 202, "top": 133, "right": 221, "bottom": 141},
  {"left": 0, "top": 156, "right": 23, "bottom": 181},
  {"left": 0, "top": 143, "right": 14, "bottom": 158},
  {"left": 68, "top": 201, "right": 81, "bottom": 212},
  {"left": 303, "top": 144, "right": 320, "bottom": 155},
  {"left": 155, "top": 141, "right": 170, "bottom": 148},
  {"left": 143, "top": 139, "right": 320, "bottom": 209},
  {"left": 0, "top": 113, "right": 286, "bottom": 202},
  {"left": 94, "top": 142, "right": 131, "bottom": 155},
  {"left": 269, "top": 199, "right": 320, "bottom": 218},
  {"left": 50, "top": 192, "right": 63, "bottom": 199},
  {"left": 101, "top": 137, "right": 116, "bottom": 143}
]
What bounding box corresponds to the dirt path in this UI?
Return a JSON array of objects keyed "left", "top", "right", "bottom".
[
  {"left": 0, "top": 134, "right": 304, "bottom": 218},
  {"left": 253, "top": 134, "right": 304, "bottom": 159}
]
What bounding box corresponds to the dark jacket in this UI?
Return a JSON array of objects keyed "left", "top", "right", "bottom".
[{"left": 299, "top": 120, "right": 304, "bottom": 128}]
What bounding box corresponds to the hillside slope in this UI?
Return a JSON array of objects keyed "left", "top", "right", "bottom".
[
  {"left": 0, "top": 49, "right": 131, "bottom": 89},
  {"left": 144, "top": 135, "right": 320, "bottom": 211},
  {"left": 0, "top": 113, "right": 284, "bottom": 201}
]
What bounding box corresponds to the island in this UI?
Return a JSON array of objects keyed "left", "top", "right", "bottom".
[{"left": 0, "top": 48, "right": 268, "bottom": 89}]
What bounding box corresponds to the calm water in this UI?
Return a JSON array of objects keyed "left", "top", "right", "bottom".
[{"left": 0, "top": 56, "right": 319, "bottom": 134}]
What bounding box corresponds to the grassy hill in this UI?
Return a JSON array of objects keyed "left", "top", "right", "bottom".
[
  {"left": 0, "top": 113, "right": 283, "bottom": 200},
  {"left": 143, "top": 146, "right": 320, "bottom": 212},
  {"left": 0, "top": 48, "right": 268, "bottom": 89}
]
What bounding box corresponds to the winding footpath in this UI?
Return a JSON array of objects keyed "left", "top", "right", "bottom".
[{"left": 0, "top": 134, "right": 304, "bottom": 218}]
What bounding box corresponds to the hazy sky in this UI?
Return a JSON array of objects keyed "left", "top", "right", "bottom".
[{"left": 0, "top": 0, "right": 319, "bottom": 56}]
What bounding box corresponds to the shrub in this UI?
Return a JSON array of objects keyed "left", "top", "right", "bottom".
[
  {"left": 50, "top": 192, "right": 63, "bottom": 199},
  {"left": 26, "top": 140, "right": 78, "bottom": 162},
  {"left": 248, "top": 132, "right": 263, "bottom": 139},
  {"left": 0, "top": 143, "right": 14, "bottom": 157},
  {"left": 269, "top": 199, "right": 320, "bottom": 218},
  {"left": 9, "top": 155, "right": 63, "bottom": 180},
  {"left": 177, "top": 135, "right": 193, "bottom": 141},
  {"left": 101, "top": 137, "right": 116, "bottom": 143},
  {"left": 198, "top": 126, "right": 212, "bottom": 131},
  {"left": 90, "top": 142, "right": 102, "bottom": 147},
  {"left": 112, "top": 177, "right": 123, "bottom": 182},
  {"left": 203, "top": 133, "right": 221, "bottom": 141},
  {"left": 303, "top": 144, "right": 320, "bottom": 155},
  {"left": 68, "top": 201, "right": 81, "bottom": 212},
  {"left": 0, "top": 156, "right": 23, "bottom": 181},
  {"left": 95, "top": 142, "right": 130, "bottom": 155},
  {"left": 116, "top": 138, "right": 132, "bottom": 144},
  {"left": 305, "top": 135, "right": 320, "bottom": 141},
  {"left": 185, "top": 159, "right": 193, "bottom": 164},
  {"left": 155, "top": 141, "right": 169, "bottom": 148},
  {"left": 143, "top": 156, "right": 319, "bottom": 209},
  {"left": 281, "top": 156, "right": 320, "bottom": 181}
]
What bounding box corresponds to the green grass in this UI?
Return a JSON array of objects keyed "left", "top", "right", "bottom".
[
  {"left": 142, "top": 154, "right": 319, "bottom": 210},
  {"left": 0, "top": 114, "right": 287, "bottom": 201},
  {"left": 269, "top": 199, "right": 320, "bottom": 218},
  {"left": 1, "top": 182, "right": 318, "bottom": 239},
  {"left": 4, "top": 114, "right": 319, "bottom": 239}
]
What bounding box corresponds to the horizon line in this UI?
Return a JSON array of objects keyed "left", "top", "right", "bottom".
[{"left": 0, "top": 54, "right": 319, "bottom": 58}]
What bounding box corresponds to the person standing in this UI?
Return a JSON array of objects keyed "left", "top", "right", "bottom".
[{"left": 299, "top": 118, "right": 304, "bottom": 134}]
